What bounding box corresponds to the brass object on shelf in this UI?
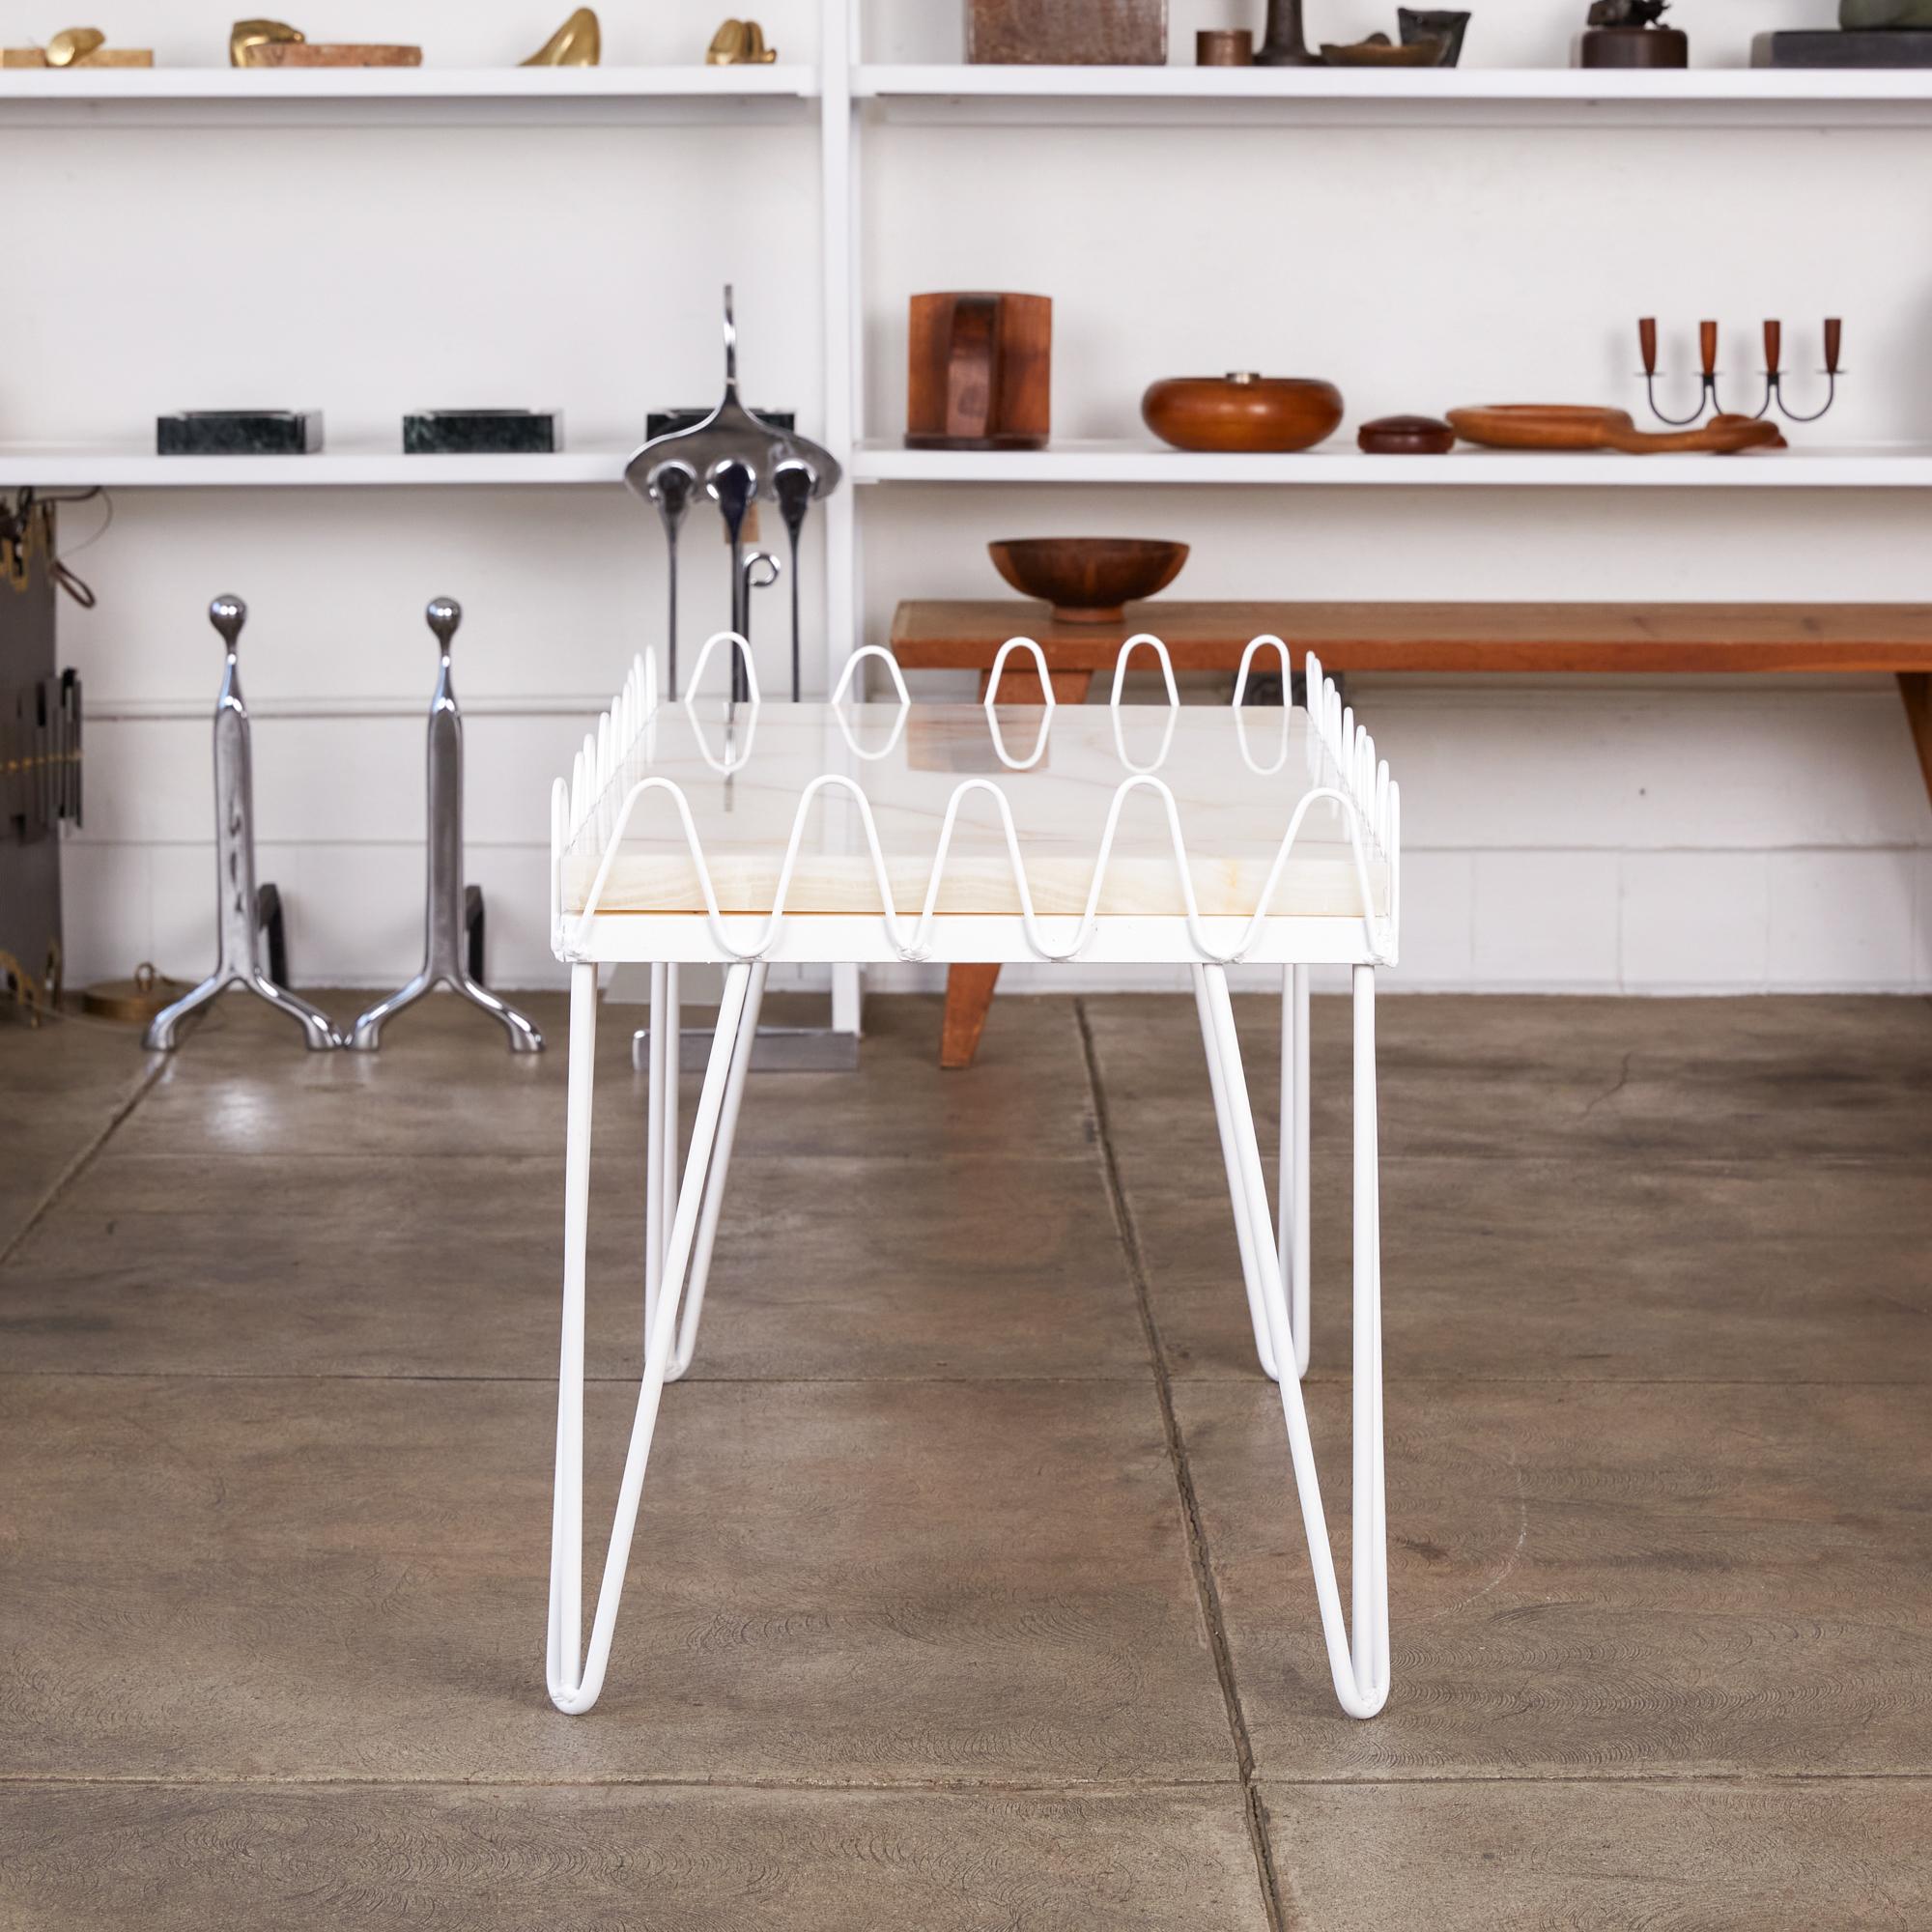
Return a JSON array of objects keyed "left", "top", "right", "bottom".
[
  {"left": 45, "top": 26, "right": 102, "bottom": 64},
  {"left": 250, "top": 43, "right": 421, "bottom": 66},
  {"left": 82, "top": 963, "right": 186, "bottom": 1026},
  {"left": 230, "top": 16, "right": 303, "bottom": 64},
  {"left": 232, "top": 20, "right": 421, "bottom": 68},
  {"left": 522, "top": 6, "right": 600, "bottom": 65},
  {"left": 0, "top": 950, "right": 54, "bottom": 1027},
  {"left": 706, "top": 17, "right": 777, "bottom": 63},
  {"left": 4, "top": 27, "right": 153, "bottom": 67}
]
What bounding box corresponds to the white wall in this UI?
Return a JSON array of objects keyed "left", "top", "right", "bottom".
[{"left": 12, "top": 0, "right": 1931, "bottom": 994}]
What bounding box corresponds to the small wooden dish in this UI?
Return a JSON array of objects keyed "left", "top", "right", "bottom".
[
  {"left": 1446, "top": 405, "right": 1785, "bottom": 455},
  {"left": 1357, "top": 413, "right": 1455, "bottom": 455}
]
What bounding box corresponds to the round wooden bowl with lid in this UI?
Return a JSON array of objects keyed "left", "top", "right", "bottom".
[{"left": 1142, "top": 372, "right": 1345, "bottom": 453}]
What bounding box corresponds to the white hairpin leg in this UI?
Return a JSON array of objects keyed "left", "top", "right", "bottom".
[
  {"left": 1281, "top": 963, "right": 1311, "bottom": 1380},
  {"left": 644, "top": 962, "right": 668, "bottom": 1347},
  {"left": 550, "top": 958, "right": 758, "bottom": 1716},
  {"left": 642, "top": 962, "right": 682, "bottom": 1351},
  {"left": 1193, "top": 968, "right": 1282, "bottom": 1383},
  {"left": 668, "top": 961, "right": 766, "bottom": 1381},
  {"left": 1194, "top": 961, "right": 1388, "bottom": 1719}
]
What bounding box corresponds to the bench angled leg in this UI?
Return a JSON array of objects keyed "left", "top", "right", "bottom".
[
  {"left": 939, "top": 667, "right": 1096, "bottom": 1068},
  {"left": 1901, "top": 672, "right": 1932, "bottom": 810}
]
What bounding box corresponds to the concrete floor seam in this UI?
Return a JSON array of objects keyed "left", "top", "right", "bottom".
[{"left": 1073, "top": 996, "right": 1288, "bottom": 1932}]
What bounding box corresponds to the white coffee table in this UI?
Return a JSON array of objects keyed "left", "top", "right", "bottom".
[{"left": 545, "top": 633, "right": 1400, "bottom": 1722}]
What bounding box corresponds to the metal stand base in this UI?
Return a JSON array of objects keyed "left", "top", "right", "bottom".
[
  {"left": 145, "top": 598, "right": 339, "bottom": 1053},
  {"left": 350, "top": 600, "right": 542, "bottom": 1054},
  {"left": 632, "top": 1023, "right": 858, "bottom": 1074}
]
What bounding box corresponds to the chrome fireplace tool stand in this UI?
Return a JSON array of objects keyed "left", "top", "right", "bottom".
[
  {"left": 144, "top": 595, "right": 339, "bottom": 1051},
  {"left": 624, "top": 285, "right": 852, "bottom": 1071},
  {"left": 351, "top": 598, "right": 543, "bottom": 1052}
]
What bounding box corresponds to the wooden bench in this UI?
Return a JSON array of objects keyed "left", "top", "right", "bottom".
[{"left": 890, "top": 599, "right": 1932, "bottom": 1068}]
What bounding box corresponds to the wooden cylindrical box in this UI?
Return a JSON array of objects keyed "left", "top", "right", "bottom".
[{"left": 906, "top": 293, "right": 1052, "bottom": 450}]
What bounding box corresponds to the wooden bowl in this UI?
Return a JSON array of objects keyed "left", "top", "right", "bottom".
[
  {"left": 1142, "top": 373, "right": 1344, "bottom": 453},
  {"left": 987, "top": 538, "right": 1189, "bottom": 623}
]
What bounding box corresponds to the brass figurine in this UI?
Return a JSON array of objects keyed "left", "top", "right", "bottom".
[
  {"left": 230, "top": 17, "right": 304, "bottom": 65},
  {"left": 522, "top": 6, "right": 600, "bottom": 65},
  {"left": 705, "top": 17, "right": 777, "bottom": 63},
  {"left": 45, "top": 26, "right": 103, "bottom": 64},
  {"left": 3, "top": 24, "right": 153, "bottom": 66}
]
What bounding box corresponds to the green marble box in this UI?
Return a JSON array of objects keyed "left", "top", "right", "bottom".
[
  {"left": 157, "top": 411, "right": 323, "bottom": 455},
  {"left": 404, "top": 411, "right": 561, "bottom": 455}
]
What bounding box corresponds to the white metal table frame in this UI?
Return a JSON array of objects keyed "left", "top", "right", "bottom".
[{"left": 545, "top": 631, "right": 1399, "bottom": 1721}]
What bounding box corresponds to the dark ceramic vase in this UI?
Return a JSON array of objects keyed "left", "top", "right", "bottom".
[{"left": 1255, "top": 0, "right": 1323, "bottom": 65}]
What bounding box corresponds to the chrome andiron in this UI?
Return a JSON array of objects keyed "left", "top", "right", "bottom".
[
  {"left": 350, "top": 598, "right": 543, "bottom": 1053},
  {"left": 144, "top": 595, "right": 340, "bottom": 1051}
]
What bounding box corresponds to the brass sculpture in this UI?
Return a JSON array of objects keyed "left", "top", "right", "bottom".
[
  {"left": 522, "top": 6, "right": 600, "bottom": 65},
  {"left": 2, "top": 25, "right": 153, "bottom": 67},
  {"left": 230, "top": 17, "right": 303, "bottom": 65},
  {"left": 45, "top": 26, "right": 103, "bottom": 64},
  {"left": 705, "top": 17, "right": 777, "bottom": 63}
]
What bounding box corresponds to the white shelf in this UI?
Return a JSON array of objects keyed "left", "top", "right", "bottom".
[
  {"left": 0, "top": 64, "right": 817, "bottom": 127},
  {"left": 0, "top": 445, "right": 634, "bottom": 488},
  {"left": 854, "top": 63, "right": 1932, "bottom": 128},
  {"left": 854, "top": 439, "right": 1932, "bottom": 489}
]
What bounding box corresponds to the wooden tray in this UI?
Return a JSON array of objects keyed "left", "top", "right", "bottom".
[
  {"left": 1446, "top": 405, "right": 1784, "bottom": 455},
  {"left": 3, "top": 46, "right": 153, "bottom": 66}
]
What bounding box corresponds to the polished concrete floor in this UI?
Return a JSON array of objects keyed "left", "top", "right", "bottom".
[{"left": 1, "top": 988, "right": 1928, "bottom": 1929}]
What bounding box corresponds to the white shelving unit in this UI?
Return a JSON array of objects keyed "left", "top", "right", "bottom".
[{"left": 10, "top": 5, "right": 1932, "bottom": 671}]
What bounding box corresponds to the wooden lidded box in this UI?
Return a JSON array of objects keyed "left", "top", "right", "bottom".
[
  {"left": 907, "top": 293, "right": 1052, "bottom": 450},
  {"left": 967, "top": 0, "right": 1167, "bottom": 65}
]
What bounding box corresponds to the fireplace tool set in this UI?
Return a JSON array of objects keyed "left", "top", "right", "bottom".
[
  {"left": 144, "top": 594, "right": 543, "bottom": 1054},
  {"left": 625, "top": 286, "right": 855, "bottom": 1072},
  {"left": 1637, "top": 316, "right": 1844, "bottom": 426},
  {"left": 625, "top": 285, "right": 839, "bottom": 704}
]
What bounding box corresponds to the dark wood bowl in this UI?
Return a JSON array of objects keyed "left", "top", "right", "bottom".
[
  {"left": 987, "top": 537, "right": 1189, "bottom": 623},
  {"left": 1357, "top": 412, "right": 1456, "bottom": 455},
  {"left": 1142, "top": 373, "right": 1344, "bottom": 452}
]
